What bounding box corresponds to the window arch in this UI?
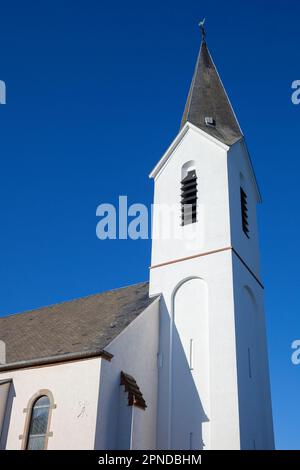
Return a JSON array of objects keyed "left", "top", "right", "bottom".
[
  {"left": 20, "top": 390, "right": 56, "bottom": 450},
  {"left": 26, "top": 396, "right": 50, "bottom": 450}
]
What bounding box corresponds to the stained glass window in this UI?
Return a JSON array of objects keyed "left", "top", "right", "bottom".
[{"left": 26, "top": 395, "right": 50, "bottom": 450}]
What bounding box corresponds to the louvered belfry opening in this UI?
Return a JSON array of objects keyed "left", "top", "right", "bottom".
[
  {"left": 181, "top": 170, "right": 197, "bottom": 226},
  {"left": 240, "top": 187, "right": 249, "bottom": 237}
]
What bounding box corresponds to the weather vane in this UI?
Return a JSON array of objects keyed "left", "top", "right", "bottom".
[{"left": 198, "top": 18, "right": 206, "bottom": 42}]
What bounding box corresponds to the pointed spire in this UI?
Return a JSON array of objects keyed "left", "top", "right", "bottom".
[{"left": 180, "top": 22, "right": 243, "bottom": 146}]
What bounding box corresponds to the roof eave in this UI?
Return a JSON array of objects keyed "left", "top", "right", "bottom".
[
  {"left": 149, "top": 121, "right": 230, "bottom": 180},
  {"left": 0, "top": 349, "right": 113, "bottom": 373}
]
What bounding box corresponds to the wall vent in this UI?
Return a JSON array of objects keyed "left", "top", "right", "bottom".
[
  {"left": 240, "top": 187, "right": 250, "bottom": 238},
  {"left": 181, "top": 170, "right": 197, "bottom": 225}
]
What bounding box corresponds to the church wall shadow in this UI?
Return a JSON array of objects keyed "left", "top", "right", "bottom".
[
  {"left": 159, "top": 295, "right": 209, "bottom": 450},
  {"left": 93, "top": 294, "right": 209, "bottom": 450}
]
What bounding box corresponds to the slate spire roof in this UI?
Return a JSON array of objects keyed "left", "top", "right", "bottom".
[{"left": 180, "top": 29, "right": 243, "bottom": 146}]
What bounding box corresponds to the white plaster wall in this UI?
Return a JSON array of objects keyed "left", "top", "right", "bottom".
[
  {"left": 130, "top": 406, "right": 148, "bottom": 450},
  {"left": 232, "top": 255, "right": 274, "bottom": 449},
  {"left": 150, "top": 128, "right": 240, "bottom": 449},
  {"left": 95, "top": 299, "right": 159, "bottom": 450},
  {"left": 228, "top": 141, "right": 261, "bottom": 276},
  {"left": 171, "top": 278, "right": 210, "bottom": 450},
  {"left": 117, "top": 388, "right": 132, "bottom": 450},
  {"left": 228, "top": 140, "right": 274, "bottom": 449},
  {"left": 151, "top": 126, "right": 230, "bottom": 267},
  {"left": 0, "top": 358, "right": 102, "bottom": 450},
  {"left": 150, "top": 251, "right": 241, "bottom": 450}
]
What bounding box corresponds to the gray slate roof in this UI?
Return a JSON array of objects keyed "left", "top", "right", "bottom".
[
  {"left": 180, "top": 40, "right": 243, "bottom": 146},
  {"left": 0, "top": 282, "right": 156, "bottom": 367}
]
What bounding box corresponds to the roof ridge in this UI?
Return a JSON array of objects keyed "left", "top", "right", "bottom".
[{"left": 0, "top": 281, "right": 149, "bottom": 320}]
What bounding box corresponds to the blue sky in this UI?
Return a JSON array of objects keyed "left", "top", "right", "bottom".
[{"left": 0, "top": 0, "right": 299, "bottom": 449}]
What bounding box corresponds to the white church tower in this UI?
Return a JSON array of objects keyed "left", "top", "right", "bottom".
[{"left": 149, "top": 24, "right": 274, "bottom": 450}]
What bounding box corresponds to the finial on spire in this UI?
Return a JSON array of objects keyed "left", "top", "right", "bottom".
[{"left": 198, "top": 18, "right": 206, "bottom": 42}]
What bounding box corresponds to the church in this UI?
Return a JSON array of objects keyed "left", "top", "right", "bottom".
[{"left": 0, "top": 24, "right": 274, "bottom": 450}]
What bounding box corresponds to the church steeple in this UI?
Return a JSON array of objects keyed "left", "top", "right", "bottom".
[
  {"left": 180, "top": 22, "right": 243, "bottom": 146},
  {"left": 150, "top": 21, "right": 274, "bottom": 451}
]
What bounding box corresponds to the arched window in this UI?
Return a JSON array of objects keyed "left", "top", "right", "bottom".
[
  {"left": 20, "top": 390, "right": 55, "bottom": 450},
  {"left": 26, "top": 395, "right": 50, "bottom": 450}
]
